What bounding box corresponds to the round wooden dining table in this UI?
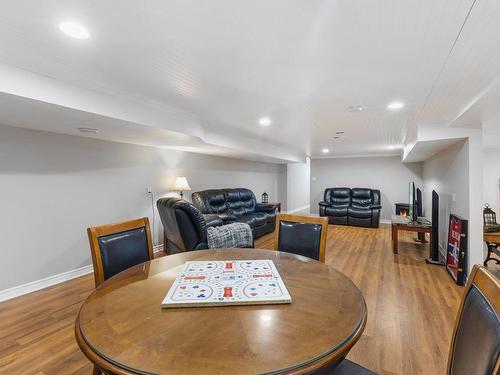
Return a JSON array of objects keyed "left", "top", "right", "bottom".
[{"left": 75, "top": 248, "right": 367, "bottom": 375}]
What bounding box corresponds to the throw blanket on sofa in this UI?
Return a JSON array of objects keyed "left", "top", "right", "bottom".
[{"left": 207, "top": 223, "right": 253, "bottom": 249}]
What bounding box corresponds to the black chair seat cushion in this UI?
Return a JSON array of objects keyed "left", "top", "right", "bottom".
[
  {"left": 98, "top": 227, "right": 150, "bottom": 280},
  {"left": 325, "top": 206, "right": 348, "bottom": 217},
  {"left": 348, "top": 207, "right": 372, "bottom": 219},
  {"left": 450, "top": 285, "right": 500, "bottom": 375},
  {"left": 330, "top": 359, "right": 377, "bottom": 374}
]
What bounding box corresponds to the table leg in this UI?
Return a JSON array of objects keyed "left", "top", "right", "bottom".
[
  {"left": 163, "top": 232, "right": 168, "bottom": 255},
  {"left": 428, "top": 231, "right": 432, "bottom": 259},
  {"left": 392, "top": 226, "right": 398, "bottom": 254}
]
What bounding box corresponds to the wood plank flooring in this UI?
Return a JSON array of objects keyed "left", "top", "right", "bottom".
[{"left": 0, "top": 224, "right": 464, "bottom": 374}]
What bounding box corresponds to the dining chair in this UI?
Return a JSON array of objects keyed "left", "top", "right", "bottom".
[
  {"left": 87, "top": 217, "right": 154, "bottom": 288},
  {"left": 446, "top": 264, "right": 500, "bottom": 375},
  {"left": 274, "top": 213, "right": 328, "bottom": 262}
]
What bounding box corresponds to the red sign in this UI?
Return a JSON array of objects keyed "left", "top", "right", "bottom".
[{"left": 446, "top": 216, "right": 462, "bottom": 280}]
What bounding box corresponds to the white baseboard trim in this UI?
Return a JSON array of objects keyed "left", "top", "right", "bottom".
[
  {"left": 153, "top": 244, "right": 164, "bottom": 253},
  {"left": 0, "top": 264, "right": 94, "bottom": 303},
  {"left": 286, "top": 205, "right": 310, "bottom": 214},
  {"left": 380, "top": 219, "right": 391, "bottom": 224},
  {"left": 0, "top": 244, "right": 166, "bottom": 303}
]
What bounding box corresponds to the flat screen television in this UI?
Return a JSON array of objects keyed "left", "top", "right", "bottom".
[
  {"left": 408, "top": 182, "right": 418, "bottom": 222},
  {"left": 416, "top": 188, "right": 423, "bottom": 217},
  {"left": 409, "top": 182, "right": 415, "bottom": 221},
  {"left": 415, "top": 187, "right": 423, "bottom": 240},
  {"left": 426, "top": 190, "right": 443, "bottom": 265}
]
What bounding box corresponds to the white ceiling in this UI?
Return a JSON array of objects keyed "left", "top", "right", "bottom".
[{"left": 0, "top": 0, "right": 500, "bottom": 162}]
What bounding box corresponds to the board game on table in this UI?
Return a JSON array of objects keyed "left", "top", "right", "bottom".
[{"left": 161, "top": 259, "right": 292, "bottom": 308}]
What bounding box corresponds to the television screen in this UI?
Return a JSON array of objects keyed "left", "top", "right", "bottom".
[{"left": 409, "top": 182, "right": 415, "bottom": 219}]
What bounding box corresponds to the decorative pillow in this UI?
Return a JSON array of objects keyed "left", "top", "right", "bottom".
[{"left": 207, "top": 223, "right": 253, "bottom": 249}]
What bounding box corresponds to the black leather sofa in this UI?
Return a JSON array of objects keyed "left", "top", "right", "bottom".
[
  {"left": 157, "top": 197, "right": 223, "bottom": 254},
  {"left": 192, "top": 188, "right": 279, "bottom": 239},
  {"left": 319, "top": 188, "right": 381, "bottom": 228}
]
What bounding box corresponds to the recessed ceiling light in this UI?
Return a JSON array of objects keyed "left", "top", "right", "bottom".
[
  {"left": 59, "top": 21, "right": 90, "bottom": 39},
  {"left": 258, "top": 117, "right": 272, "bottom": 127},
  {"left": 346, "top": 105, "right": 363, "bottom": 113},
  {"left": 335, "top": 131, "right": 344, "bottom": 135},
  {"left": 78, "top": 127, "right": 99, "bottom": 134},
  {"left": 387, "top": 101, "right": 405, "bottom": 110},
  {"left": 321, "top": 148, "right": 329, "bottom": 154},
  {"left": 333, "top": 136, "right": 340, "bottom": 140}
]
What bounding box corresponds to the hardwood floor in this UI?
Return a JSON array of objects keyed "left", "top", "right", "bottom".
[{"left": 0, "top": 224, "right": 463, "bottom": 375}]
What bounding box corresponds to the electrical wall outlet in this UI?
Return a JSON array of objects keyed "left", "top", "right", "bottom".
[{"left": 147, "top": 186, "right": 152, "bottom": 194}]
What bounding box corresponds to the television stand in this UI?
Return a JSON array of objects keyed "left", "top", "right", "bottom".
[{"left": 391, "top": 215, "right": 433, "bottom": 256}]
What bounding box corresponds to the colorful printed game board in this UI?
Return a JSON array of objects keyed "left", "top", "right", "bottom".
[{"left": 161, "top": 260, "right": 292, "bottom": 308}]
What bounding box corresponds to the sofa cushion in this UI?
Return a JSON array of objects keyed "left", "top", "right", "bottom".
[
  {"left": 225, "top": 188, "right": 256, "bottom": 216},
  {"left": 351, "top": 188, "right": 373, "bottom": 208},
  {"left": 348, "top": 207, "right": 372, "bottom": 218},
  {"left": 238, "top": 212, "right": 268, "bottom": 228},
  {"left": 325, "top": 206, "right": 348, "bottom": 217},
  {"left": 265, "top": 211, "right": 276, "bottom": 224},
  {"left": 328, "top": 188, "right": 352, "bottom": 206},
  {"left": 236, "top": 213, "right": 268, "bottom": 228},
  {"left": 195, "top": 190, "right": 229, "bottom": 214}
]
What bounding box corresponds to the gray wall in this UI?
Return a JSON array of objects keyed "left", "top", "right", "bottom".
[
  {"left": 286, "top": 157, "right": 310, "bottom": 213},
  {"left": 310, "top": 156, "right": 423, "bottom": 221},
  {"left": 0, "top": 125, "right": 286, "bottom": 290},
  {"left": 483, "top": 148, "right": 500, "bottom": 213},
  {"left": 422, "top": 140, "right": 469, "bottom": 258}
]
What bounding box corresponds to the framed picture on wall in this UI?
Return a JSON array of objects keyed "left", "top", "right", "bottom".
[{"left": 446, "top": 214, "right": 468, "bottom": 286}]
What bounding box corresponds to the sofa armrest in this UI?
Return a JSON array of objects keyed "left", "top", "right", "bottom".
[
  {"left": 256, "top": 203, "right": 279, "bottom": 213},
  {"left": 369, "top": 204, "right": 382, "bottom": 210},
  {"left": 318, "top": 201, "right": 331, "bottom": 207},
  {"left": 204, "top": 214, "right": 224, "bottom": 228}
]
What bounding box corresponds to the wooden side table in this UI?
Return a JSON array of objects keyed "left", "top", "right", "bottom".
[{"left": 391, "top": 215, "right": 432, "bottom": 256}]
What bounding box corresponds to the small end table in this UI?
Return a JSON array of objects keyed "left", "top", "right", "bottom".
[{"left": 391, "top": 215, "right": 432, "bottom": 256}]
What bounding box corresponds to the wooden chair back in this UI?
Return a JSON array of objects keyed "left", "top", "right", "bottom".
[
  {"left": 87, "top": 217, "right": 154, "bottom": 287},
  {"left": 447, "top": 265, "right": 500, "bottom": 375},
  {"left": 274, "top": 213, "right": 328, "bottom": 262}
]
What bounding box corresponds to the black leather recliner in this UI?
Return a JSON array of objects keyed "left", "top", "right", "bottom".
[
  {"left": 192, "top": 188, "right": 278, "bottom": 239},
  {"left": 319, "top": 188, "right": 381, "bottom": 228},
  {"left": 157, "top": 197, "right": 223, "bottom": 254}
]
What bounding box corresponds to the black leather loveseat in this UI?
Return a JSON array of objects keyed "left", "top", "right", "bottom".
[
  {"left": 192, "top": 188, "right": 279, "bottom": 238},
  {"left": 319, "top": 188, "right": 381, "bottom": 228}
]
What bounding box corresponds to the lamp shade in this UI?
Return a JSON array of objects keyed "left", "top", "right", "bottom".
[{"left": 172, "top": 177, "right": 191, "bottom": 191}]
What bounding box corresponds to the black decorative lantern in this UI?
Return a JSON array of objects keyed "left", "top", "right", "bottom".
[
  {"left": 261, "top": 192, "right": 269, "bottom": 204},
  {"left": 483, "top": 204, "right": 497, "bottom": 227}
]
